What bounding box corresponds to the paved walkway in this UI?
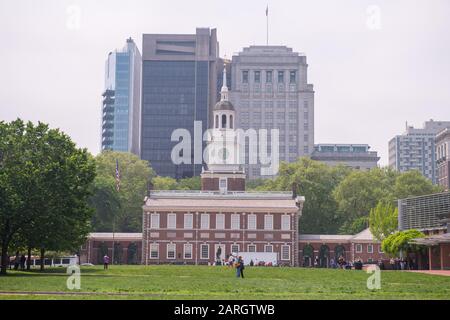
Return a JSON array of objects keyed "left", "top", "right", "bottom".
[{"left": 408, "top": 270, "right": 450, "bottom": 277}]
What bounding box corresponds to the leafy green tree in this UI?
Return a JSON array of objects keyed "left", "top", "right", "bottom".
[
  {"left": 152, "top": 176, "right": 178, "bottom": 190},
  {"left": 93, "top": 151, "right": 154, "bottom": 232},
  {"left": 0, "top": 119, "right": 96, "bottom": 274},
  {"left": 89, "top": 175, "right": 121, "bottom": 231},
  {"left": 369, "top": 201, "right": 398, "bottom": 241},
  {"left": 393, "top": 170, "right": 443, "bottom": 200},
  {"left": 255, "top": 158, "right": 351, "bottom": 234},
  {"left": 177, "top": 176, "right": 201, "bottom": 190},
  {"left": 381, "top": 229, "right": 425, "bottom": 257}
]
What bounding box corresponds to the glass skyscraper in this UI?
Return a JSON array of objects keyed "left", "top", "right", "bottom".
[
  {"left": 141, "top": 28, "right": 218, "bottom": 178},
  {"left": 101, "top": 38, "right": 141, "bottom": 155}
]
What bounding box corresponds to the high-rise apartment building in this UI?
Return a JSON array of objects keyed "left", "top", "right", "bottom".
[
  {"left": 389, "top": 120, "right": 450, "bottom": 183},
  {"left": 141, "top": 28, "right": 218, "bottom": 178},
  {"left": 101, "top": 38, "right": 141, "bottom": 155},
  {"left": 436, "top": 128, "right": 450, "bottom": 190},
  {"left": 230, "top": 46, "right": 314, "bottom": 179}
]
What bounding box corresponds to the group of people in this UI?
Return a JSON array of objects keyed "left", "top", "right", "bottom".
[
  {"left": 389, "top": 257, "right": 416, "bottom": 270},
  {"left": 11, "top": 251, "right": 27, "bottom": 270}
]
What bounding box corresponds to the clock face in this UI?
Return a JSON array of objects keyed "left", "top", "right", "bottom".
[{"left": 218, "top": 147, "right": 229, "bottom": 161}]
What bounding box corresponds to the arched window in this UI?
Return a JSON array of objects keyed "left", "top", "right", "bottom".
[
  {"left": 221, "top": 114, "right": 227, "bottom": 128},
  {"left": 230, "top": 115, "right": 233, "bottom": 129},
  {"left": 215, "top": 115, "right": 219, "bottom": 129}
]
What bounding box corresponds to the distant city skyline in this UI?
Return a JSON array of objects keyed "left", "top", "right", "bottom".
[{"left": 1, "top": 0, "right": 450, "bottom": 166}]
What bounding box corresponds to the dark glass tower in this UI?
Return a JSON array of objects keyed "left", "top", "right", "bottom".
[{"left": 141, "top": 28, "right": 218, "bottom": 178}]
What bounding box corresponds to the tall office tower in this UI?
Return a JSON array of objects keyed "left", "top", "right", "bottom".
[
  {"left": 230, "top": 46, "right": 314, "bottom": 179},
  {"left": 101, "top": 38, "right": 142, "bottom": 155},
  {"left": 389, "top": 120, "right": 450, "bottom": 183},
  {"left": 141, "top": 28, "right": 218, "bottom": 178},
  {"left": 436, "top": 128, "right": 450, "bottom": 190}
]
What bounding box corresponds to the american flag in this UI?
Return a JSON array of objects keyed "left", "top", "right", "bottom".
[{"left": 115, "top": 159, "right": 120, "bottom": 192}]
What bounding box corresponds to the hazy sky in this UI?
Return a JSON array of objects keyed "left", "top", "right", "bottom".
[{"left": 1, "top": 0, "right": 449, "bottom": 166}]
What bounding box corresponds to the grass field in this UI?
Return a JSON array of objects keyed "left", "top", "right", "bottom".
[{"left": 0, "top": 265, "right": 449, "bottom": 300}]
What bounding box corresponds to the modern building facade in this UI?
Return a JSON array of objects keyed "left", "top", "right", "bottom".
[
  {"left": 389, "top": 120, "right": 450, "bottom": 184},
  {"left": 140, "top": 28, "right": 218, "bottom": 178},
  {"left": 311, "top": 144, "right": 379, "bottom": 170},
  {"left": 101, "top": 38, "right": 142, "bottom": 155},
  {"left": 230, "top": 46, "right": 314, "bottom": 179},
  {"left": 436, "top": 128, "right": 450, "bottom": 190},
  {"left": 398, "top": 192, "right": 450, "bottom": 234}
]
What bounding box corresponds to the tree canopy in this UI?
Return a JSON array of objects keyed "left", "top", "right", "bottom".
[{"left": 381, "top": 229, "right": 426, "bottom": 257}]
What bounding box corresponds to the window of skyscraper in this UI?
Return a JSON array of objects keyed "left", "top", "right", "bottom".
[
  {"left": 243, "top": 70, "right": 249, "bottom": 83},
  {"left": 290, "top": 71, "right": 296, "bottom": 83},
  {"left": 278, "top": 71, "right": 284, "bottom": 83},
  {"left": 254, "top": 71, "right": 261, "bottom": 83},
  {"left": 266, "top": 71, "right": 272, "bottom": 83}
]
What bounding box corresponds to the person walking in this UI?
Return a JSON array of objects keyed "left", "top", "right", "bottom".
[
  {"left": 103, "top": 254, "right": 110, "bottom": 270},
  {"left": 20, "top": 254, "right": 26, "bottom": 271},
  {"left": 235, "top": 256, "right": 241, "bottom": 278},
  {"left": 239, "top": 257, "right": 245, "bottom": 279}
]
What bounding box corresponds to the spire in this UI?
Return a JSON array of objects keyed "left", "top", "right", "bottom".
[{"left": 220, "top": 63, "right": 229, "bottom": 101}]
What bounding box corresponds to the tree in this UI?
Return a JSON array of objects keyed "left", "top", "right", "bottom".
[
  {"left": 369, "top": 201, "right": 398, "bottom": 241},
  {"left": 89, "top": 176, "right": 121, "bottom": 231},
  {"left": 381, "top": 229, "right": 426, "bottom": 258},
  {"left": 0, "top": 119, "right": 96, "bottom": 274},
  {"left": 255, "top": 158, "right": 351, "bottom": 234},
  {"left": 152, "top": 176, "right": 178, "bottom": 190},
  {"left": 93, "top": 151, "right": 154, "bottom": 232},
  {"left": 176, "top": 176, "right": 201, "bottom": 190},
  {"left": 393, "top": 170, "right": 443, "bottom": 200}
]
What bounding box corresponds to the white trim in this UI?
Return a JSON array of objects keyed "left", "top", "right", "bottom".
[
  {"left": 264, "top": 214, "right": 273, "bottom": 230},
  {"left": 200, "top": 244, "right": 209, "bottom": 260},
  {"left": 150, "top": 213, "right": 160, "bottom": 229},
  {"left": 166, "top": 243, "right": 176, "bottom": 259},
  {"left": 247, "top": 244, "right": 256, "bottom": 252},
  {"left": 247, "top": 214, "right": 257, "bottom": 230},
  {"left": 281, "top": 245, "right": 291, "bottom": 260},
  {"left": 367, "top": 244, "right": 373, "bottom": 254},
  {"left": 355, "top": 244, "right": 362, "bottom": 253},
  {"left": 264, "top": 244, "right": 273, "bottom": 253},
  {"left": 149, "top": 243, "right": 159, "bottom": 259},
  {"left": 216, "top": 213, "right": 225, "bottom": 230},
  {"left": 281, "top": 215, "right": 291, "bottom": 231},
  {"left": 200, "top": 213, "right": 210, "bottom": 230},
  {"left": 184, "top": 243, "right": 193, "bottom": 259},
  {"left": 231, "top": 243, "right": 240, "bottom": 254},
  {"left": 231, "top": 214, "right": 240, "bottom": 230},
  {"left": 167, "top": 213, "right": 176, "bottom": 229},
  {"left": 184, "top": 213, "right": 193, "bottom": 229}
]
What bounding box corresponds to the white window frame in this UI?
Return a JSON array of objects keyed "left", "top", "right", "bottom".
[
  {"left": 200, "top": 244, "right": 209, "bottom": 260},
  {"left": 247, "top": 244, "right": 256, "bottom": 252},
  {"left": 367, "top": 244, "right": 373, "bottom": 254},
  {"left": 200, "top": 213, "right": 210, "bottom": 230},
  {"left": 149, "top": 243, "right": 159, "bottom": 259},
  {"left": 264, "top": 244, "right": 273, "bottom": 253},
  {"left": 166, "top": 243, "right": 176, "bottom": 260},
  {"left": 231, "top": 244, "right": 240, "bottom": 254},
  {"left": 355, "top": 244, "right": 362, "bottom": 253},
  {"left": 167, "top": 213, "right": 176, "bottom": 229},
  {"left": 281, "top": 215, "right": 291, "bottom": 231},
  {"left": 264, "top": 215, "right": 273, "bottom": 230},
  {"left": 184, "top": 213, "right": 193, "bottom": 229},
  {"left": 247, "top": 214, "right": 257, "bottom": 230},
  {"left": 231, "top": 214, "right": 240, "bottom": 230},
  {"left": 216, "top": 213, "right": 225, "bottom": 230},
  {"left": 281, "top": 245, "right": 291, "bottom": 261},
  {"left": 183, "top": 243, "right": 193, "bottom": 259},
  {"left": 378, "top": 245, "right": 384, "bottom": 253},
  {"left": 150, "top": 213, "right": 160, "bottom": 229}
]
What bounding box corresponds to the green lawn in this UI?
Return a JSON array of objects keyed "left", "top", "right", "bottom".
[{"left": 0, "top": 265, "right": 449, "bottom": 300}]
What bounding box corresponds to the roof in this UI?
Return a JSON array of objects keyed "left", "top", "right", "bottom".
[
  {"left": 214, "top": 100, "right": 234, "bottom": 111},
  {"left": 350, "top": 228, "right": 374, "bottom": 241},
  {"left": 299, "top": 228, "right": 378, "bottom": 243},
  {"left": 144, "top": 191, "right": 303, "bottom": 212},
  {"left": 299, "top": 234, "right": 353, "bottom": 241},
  {"left": 411, "top": 233, "right": 450, "bottom": 246},
  {"left": 89, "top": 233, "right": 142, "bottom": 240}
]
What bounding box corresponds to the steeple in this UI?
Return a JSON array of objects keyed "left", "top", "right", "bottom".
[{"left": 220, "top": 64, "right": 229, "bottom": 101}]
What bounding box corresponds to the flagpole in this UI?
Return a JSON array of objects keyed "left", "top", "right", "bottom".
[{"left": 266, "top": 5, "right": 269, "bottom": 45}]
